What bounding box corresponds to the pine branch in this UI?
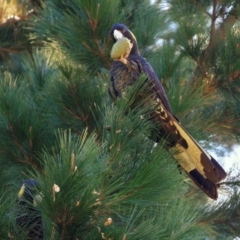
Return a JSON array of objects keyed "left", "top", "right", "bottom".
[
  {"left": 7, "top": 123, "right": 43, "bottom": 173},
  {"left": 189, "top": 0, "right": 212, "bottom": 18},
  {"left": 0, "top": 8, "right": 38, "bottom": 50},
  {"left": 200, "top": 4, "right": 239, "bottom": 65},
  {"left": 1, "top": 1, "right": 240, "bottom": 239}
]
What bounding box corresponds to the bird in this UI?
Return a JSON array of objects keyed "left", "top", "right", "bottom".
[
  {"left": 15, "top": 179, "right": 43, "bottom": 240},
  {"left": 108, "top": 23, "right": 227, "bottom": 200}
]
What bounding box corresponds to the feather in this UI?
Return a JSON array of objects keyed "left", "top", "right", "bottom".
[
  {"left": 15, "top": 179, "right": 44, "bottom": 240},
  {"left": 109, "top": 23, "right": 227, "bottom": 199}
]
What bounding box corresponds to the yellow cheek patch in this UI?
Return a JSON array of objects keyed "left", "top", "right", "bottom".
[{"left": 18, "top": 184, "right": 25, "bottom": 198}]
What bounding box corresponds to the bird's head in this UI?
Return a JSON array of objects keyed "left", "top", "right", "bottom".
[
  {"left": 18, "top": 179, "right": 39, "bottom": 203},
  {"left": 110, "top": 23, "right": 139, "bottom": 55}
]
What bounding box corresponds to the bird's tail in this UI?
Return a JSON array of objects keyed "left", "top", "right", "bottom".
[
  {"left": 170, "top": 117, "right": 227, "bottom": 200},
  {"left": 152, "top": 100, "right": 227, "bottom": 200}
]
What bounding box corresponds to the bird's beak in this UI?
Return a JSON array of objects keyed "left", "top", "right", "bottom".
[
  {"left": 18, "top": 184, "right": 25, "bottom": 198},
  {"left": 113, "top": 29, "right": 124, "bottom": 40}
]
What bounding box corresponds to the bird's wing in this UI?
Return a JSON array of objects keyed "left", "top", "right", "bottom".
[
  {"left": 138, "top": 58, "right": 227, "bottom": 183},
  {"left": 142, "top": 60, "right": 173, "bottom": 114},
  {"left": 111, "top": 54, "right": 173, "bottom": 113},
  {"left": 109, "top": 55, "right": 227, "bottom": 199}
]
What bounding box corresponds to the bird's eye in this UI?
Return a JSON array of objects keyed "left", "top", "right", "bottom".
[{"left": 113, "top": 29, "right": 123, "bottom": 40}]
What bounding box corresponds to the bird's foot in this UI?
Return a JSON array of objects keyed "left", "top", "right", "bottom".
[
  {"left": 114, "top": 55, "right": 128, "bottom": 65},
  {"left": 117, "top": 55, "right": 128, "bottom": 65},
  {"left": 115, "top": 48, "right": 131, "bottom": 65}
]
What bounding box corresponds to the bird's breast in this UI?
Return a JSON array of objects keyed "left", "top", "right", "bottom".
[{"left": 110, "top": 58, "right": 142, "bottom": 98}]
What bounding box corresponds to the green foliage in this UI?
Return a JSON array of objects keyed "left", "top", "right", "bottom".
[
  {"left": 0, "top": 72, "right": 50, "bottom": 177},
  {"left": 0, "top": 0, "right": 240, "bottom": 239},
  {"left": 32, "top": 0, "right": 121, "bottom": 72},
  {"left": 0, "top": 0, "right": 39, "bottom": 73},
  {"left": 31, "top": 130, "right": 102, "bottom": 239},
  {"left": 45, "top": 64, "right": 105, "bottom": 134}
]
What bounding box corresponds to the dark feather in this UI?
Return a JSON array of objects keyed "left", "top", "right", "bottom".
[
  {"left": 110, "top": 54, "right": 173, "bottom": 113},
  {"left": 109, "top": 23, "right": 227, "bottom": 200},
  {"left": 15, "top": 179, "right": 44, "bottom": 240}
]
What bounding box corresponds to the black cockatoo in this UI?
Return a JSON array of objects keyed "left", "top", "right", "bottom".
[
  {"left": 108, "top": 23, "right": 227, "bottom": 200},
  {"left": 15, "top": 179, "right": 43, "bottom": 240}
]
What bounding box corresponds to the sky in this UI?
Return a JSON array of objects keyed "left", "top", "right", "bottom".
[{"left": 209, "top": 144, "right": 240, "bottom": 173}]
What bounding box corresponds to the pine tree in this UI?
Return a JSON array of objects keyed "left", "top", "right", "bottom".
[{"left": 1, "top": 0, "right": 240, "bottom": 239}]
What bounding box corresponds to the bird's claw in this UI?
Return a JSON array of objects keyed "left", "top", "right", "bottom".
[
  {"left": 118, "top": 55, "right": 128, "bottom": 65},
  {"left": 114, "top": 48, "right": 131, "bottom": 65}
]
